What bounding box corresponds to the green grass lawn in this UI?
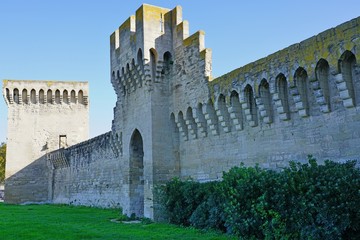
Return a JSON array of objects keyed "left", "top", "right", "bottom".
[{"left": 0, "top": 203, "right": 234, "bottom": 240}]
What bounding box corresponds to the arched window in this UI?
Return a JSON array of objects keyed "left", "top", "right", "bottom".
[
  {"left": 70, "top": 90, "right": 76, "bottom": 103},
  {"left": 39, "top": 89, "right": 45, "bottom": 104},
  {"left": 339, "top": 50, "right": 356, "bottom": 103},
  {"left": 13, "top": 88, "right": 19, "bottom": 104},
  {"left": 30, "top": 89, "right": 36, "bottom": 104},
  {"left": 150, "top": 48, "right": 157, "bottom": 81},
  {"left": 22, "top": 89, "right": 28, "bottom": 104},
  {"left": 55, "top": 90, "right": 61, "bottom": 104},
  {"left": 163, "top": 51, "right": 173, "bottom": 74},
  {"left": 47, "top": 89, "right": 53, "bottom": 104},
  {"left": 316, "top": 59, "right": 330, "bottom": 108},
  {"left": 294, "top": 67, "right": 309, "bottom": 112},
  {"left": 259, "top": 79, "right": 272, "bottom": 122},
  {"left": 63, "top": 90, "right": 69, "bottom": 104},
  {"left": 78, "top": 90, "right": 84, "bottom": 104}
]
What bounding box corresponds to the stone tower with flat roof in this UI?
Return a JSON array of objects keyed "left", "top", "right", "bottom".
[{"left": 2, "top": 80, "right": 89, "bottom": 203}]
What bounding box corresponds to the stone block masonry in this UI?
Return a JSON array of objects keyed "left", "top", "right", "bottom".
[
  {"left": 2, "top": 4, "right": 360, "bottom": 220},
  {"left": 3, "top": 80, "right": 89, "bottom": 203}
]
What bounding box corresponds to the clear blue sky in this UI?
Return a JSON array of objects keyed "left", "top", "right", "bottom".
[{"left": 1, "top": 0, "right": 359, "bottom": 143}]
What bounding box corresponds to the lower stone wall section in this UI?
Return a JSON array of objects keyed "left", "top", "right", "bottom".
[
  {"left": 178, "top": 106, "right": 360, "bottom": 181},
  {"left": 4, "top": 155, "right": 49, "bottom": 204},
  {"left": 49, "top": 132, "right": 125, "bottom": 209}
]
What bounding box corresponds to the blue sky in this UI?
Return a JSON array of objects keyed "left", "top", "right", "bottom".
[{"left": 1, "top": 0, "right": 359, "bottom": 143}]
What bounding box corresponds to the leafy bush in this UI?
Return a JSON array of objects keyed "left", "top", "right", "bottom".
[{"left": 159, "top": 157, "right": 360, "bottom": 239}]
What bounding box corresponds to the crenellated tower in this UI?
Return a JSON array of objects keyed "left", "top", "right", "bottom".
[
  {"left": 2, "top": 80, "right": 89, "bottom": 203},
  {"left": 109, "top": 4, "right": 212, "bottom": 218}
]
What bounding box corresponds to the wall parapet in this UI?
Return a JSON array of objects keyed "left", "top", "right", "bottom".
[
  {"left": 210, "top": 16, "right": 360, "bottom": 95},
  {"left": 47, "top": 131, "right": 122, "bottom": 169},
  {"left": 2, "top": 80, "right": 89, "bottom": 106}
]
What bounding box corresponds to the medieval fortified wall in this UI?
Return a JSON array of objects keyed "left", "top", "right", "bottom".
[{"left": 2, "top": 4, "right": 360, "bottom": 220}]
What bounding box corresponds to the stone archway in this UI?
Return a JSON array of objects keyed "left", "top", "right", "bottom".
[{"left": 129, "top": 129, "right": 144, "bottom": 217}]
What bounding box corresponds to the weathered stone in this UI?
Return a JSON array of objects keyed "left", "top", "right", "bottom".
[{"left": 2, "top": 4, "right": 360, "bottom": 221}]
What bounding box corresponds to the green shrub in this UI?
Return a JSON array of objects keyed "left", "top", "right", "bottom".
[{"left": 159, "top": 157, "right": 360, "bottom": 239}]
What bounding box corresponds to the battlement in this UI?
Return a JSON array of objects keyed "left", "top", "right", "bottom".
[
  {"left": 210, "top": 16, "right": 360, "bottom": 95},
  {"left": 2, "top": 80, "right": 89, "bottom": 106},
  {"left": 109, "top": 4, "right": 211, "bottom": 99}
]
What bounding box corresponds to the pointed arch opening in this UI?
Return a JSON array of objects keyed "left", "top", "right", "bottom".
[
  {"left": 6, "top": 88, "right": 10, "bottom": 102},
  {"left": 70, "top": 90, "right": 76, "bottom": 103},
  {"left": 163, "top": 51, "right": 173, "bottom": 75},
  {"left": 30, "top": 89, "right": 36, "bottom": 104},
  {"left": 55, "top": 90, "right": 61, "bottom": 104},
  {"left": 39, "top": 89, "right": 45, "bottom": 104},
  {"left": 294, "top": 67, "right": 309, "bottom": 111},
  {"left": 78, "top": 90, "right": 84, "bottom": 104},
  {"left": 13, "top": 88, "right": 19, "bottom": 104},
  {"left": 316, "top": 59, "right": 330, "bottom": 108},
  {"left": 339, "top": 50, "right": 357, "bottom": 103},
  {"left": 137, "top": 48, "right": 144, "bottom": 71},
  {"left": 129, "top": 129, "right": 144, "bottom": 217},
  {"left": 259, "top": 79, "right": 272, "bottom": 122},
  {"left": 150, "top": 48, "right": 157, "bottom": 81},
  {"left": 63, "top": 90, "right": 69, "bottom": 104},
  {"left": 276, "top": 73, "right": 290, "bottom": 117},
  {"left": 22, "top": 89, "right": 28, "bottom": 104},
  {"left": 244, "top": 84, "right": 257, "bottom": 124},
  {"left": 47, "top": 89, "right": 53, "bottom": 104}
]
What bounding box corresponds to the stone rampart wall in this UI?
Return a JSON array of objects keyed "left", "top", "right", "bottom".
[{"left": 49, "top": 132, "right": 124, "bottom": 208}]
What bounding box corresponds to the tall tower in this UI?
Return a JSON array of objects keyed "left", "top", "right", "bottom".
[
  {"left": 109, "top": 4, "right": 212, "bottom": 218},
  {"left": 2, "top": 80, "right": 89, "bottom": 203}
]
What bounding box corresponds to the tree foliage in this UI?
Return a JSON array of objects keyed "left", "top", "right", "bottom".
[{"left": 0, "top": 142, "right": 6, "bottom": 183}]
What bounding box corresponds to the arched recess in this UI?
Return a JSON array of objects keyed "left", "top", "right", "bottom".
[
  {"left": 22, "top": 89, "right": 28, "bottom": 104},
  {"left": 78, "top": 90, "right": 84, "bottom": 104},
  {"left": 70, "top": 90, "right": 76, "bottom": 103},
  {"left": 294, "top": 67, "right": 309, "bottom": 112},
  {"left": 55, "top": 90, "right": 61, "bottom": 104},
  {"left": 47, "top": 89, "right": 53, "bottom": 104},
  {"left": 150, "top": 48, "right": 157, "bottom": 81},
  {"left": 6, "top": 88, "right": 10, "bottom": 102},
  {"left": 230, "top": 90, "right": 242, "bottom": 130},
  {"left": 13, "top": 88, "right": 19, "bottom": 104},
  {"left": 259, "top": 79, "right": 273, "bottom": 123},
  {"left": 163, "top": 51, "right": 173, "bottom": 74},
  {"left": 216, "top": 94, "right": 231, "bottom": 132},
  {"left": 339, "top": 50, "right": 357, "bottom": 104},
  {"left": 275, "top": 73, "right": 290, "bottom": 119},
  {"left": 30, "top": 89, "right": 36, "bottom": 104},
  {"left": 315, "top": 59, "right": 331, "bottom": 109},
  {"left": 63, "top": 90, "right": 69, "bottom": 104},
  {"left": 186, "top": 107, "right": 197, "bottom": 139},
  {"left": 137, "top": 48, "right": 144, "bottom": 72},
  {"left": 244, "top": 84, "right": 257, "bottom": 126},
  {"left": 129, "top": 129, "right": 144, "bottom": 217},
  {"left": 39, "top": 89, "right": 45, "bottom": 104}
]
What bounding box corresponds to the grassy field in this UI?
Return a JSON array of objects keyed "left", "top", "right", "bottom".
[{"left": 0, "top": 203, "right": 234, "bottom": 240}]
